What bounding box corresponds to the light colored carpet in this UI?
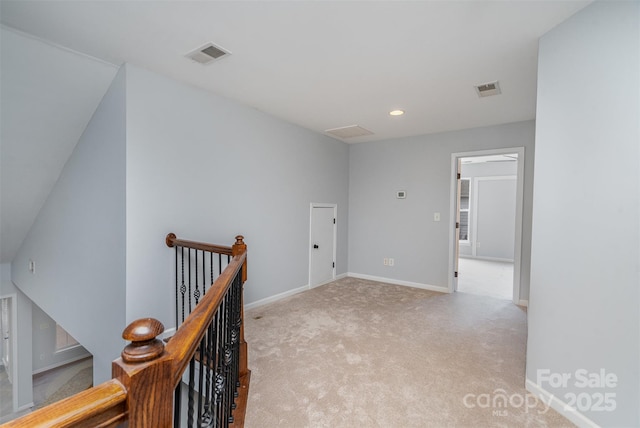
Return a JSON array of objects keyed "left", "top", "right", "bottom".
[
  {"left": 244, "top": 277, "right": 572, "bottom": 427},
  {"left": 0, "top": 365, "right": 12, "bottom": 417},
  {"left": 36, "top": 358, "right": 93, "bottom": 409},
  {"left": 457, "top": 258, "right": 514, "bottom": 300}
]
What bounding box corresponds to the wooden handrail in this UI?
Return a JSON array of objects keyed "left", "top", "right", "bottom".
[
  {"left": 165, "top": 232, "right": 234, "bottom": 256},
  {"left": 1, "top": 379, "right": 127, "bottom": 428},
  {"left": 2, "top": 234, "right": 249, "bottom": 428}
]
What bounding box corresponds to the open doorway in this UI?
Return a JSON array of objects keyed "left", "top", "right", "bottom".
[
  {"left": 449, "top": 148, "right": 525, "bottom": 304},
  {"left": 0, "top": 295, "right": 17, "bottom": 418}
]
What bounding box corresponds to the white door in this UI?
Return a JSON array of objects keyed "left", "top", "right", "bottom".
[
  {"left": 454, "top": 159, "right": 462, "bottom": 291},
  {"left": 1, "top": 297, "right": 12, "bottom": 383},
  {"left": 309, "top": 205, "right": 336, "bottom": 288}
]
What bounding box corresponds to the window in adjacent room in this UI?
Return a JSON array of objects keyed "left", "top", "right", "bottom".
[{"left": 459, "top": 178, "right": 470, "bottom": 242}]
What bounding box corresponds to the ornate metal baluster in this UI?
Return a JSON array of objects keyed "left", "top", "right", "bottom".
[
  {"left": 173, "top": 383, "right": 182, "bottom": 428},
  {"left": 175, "top": 246, "right": 178, "bottom": 330},
  {"left": 200, "top": 323, "right": 214, "bottom": 428},
  {"left": 188, "top": 249, "right": 193, "bottom": 314},
  {"left": 188, "top": 357, "right": 196, "bottom": 428},
  {"left": 181, "top": 247, "right": 186, "bottom": 323},
  {"left": 202, "top": 250, "right": 206, "bottom": 296},
  {"left": 194, "top": 250, "right": 200, "bottom": 305},
  {"left": 197, "top": 336, "right": 205, "bottom": 427},
  {"left": 215, "top": 307, "right": 224, "bottom": 426}
]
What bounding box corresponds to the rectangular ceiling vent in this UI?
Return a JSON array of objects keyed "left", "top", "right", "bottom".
[
  {"left": 475, "top": 81, "right": 501, "bottom": 98},
  {"left": 325, "top": 125, "right": 374, "bottom": 139},
  {"left": 186, "top": 43, "right": 231, "bottom": 65}
]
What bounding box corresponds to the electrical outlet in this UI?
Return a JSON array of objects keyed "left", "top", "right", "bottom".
[
  {"left": 389, "top": 258, "right": 395, "bottom": 266},
  {"left": 383, "top": 258, "right": 388, "bottom": 266},
  {"left": 433, "top": 212, "right": 441, "bottom": 222}
]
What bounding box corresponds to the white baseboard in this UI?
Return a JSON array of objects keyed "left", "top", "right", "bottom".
[
  {"left": 347, "top": 272, "right": 448, "bottom": 294},
  {"left": 461, "top": 255, "right": 515, "bottom": 263},
  {"left": 242, "top": 272, "right": 446, "bottom": 311},
  {"left": 162, "top": 327, "right": 176, "bottom": 340},
  {"left": 517, "top": 299, "right": 529, "bottom": 307},
  {"left": 31, "top": 354, "right": 92, "bottom": 375},
  {"left": 525, "top": 378, "right": 599, "bottom": 428},
  {"left": 245, "top": 284, "right": 309, "bottom": 310},
  {"left": 17, "top": 402, "right": 35, "bottom": 412}
]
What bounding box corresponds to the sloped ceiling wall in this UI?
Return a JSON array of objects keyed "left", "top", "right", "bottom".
[{"left": 0, "top": 27, "right": 118, "bottom": 263}]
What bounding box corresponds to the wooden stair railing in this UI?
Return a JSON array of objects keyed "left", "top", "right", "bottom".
[{"left": 2, "top": 234, "right": 249, "bottom": 428}]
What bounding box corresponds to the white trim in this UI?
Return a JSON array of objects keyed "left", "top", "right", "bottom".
[
  {"left": 448, "top": 147, "right": 525, "bottom": 306},
  {"left": 162, "top": 327, "right": 176, "bottom": 341},
  {"left": 308, "top": 203, "right": 337, "bottom": 289},
  {"left": 244, "top": 273, "right": 348, "bottom": 311},
  {"left": 517, "top": 299, "right": 528, "bottom": 307},
  {"left": 0, "top": 293, "right": 18, "bottom": 412},
  {"left": 17, "top": 402, "right": 35, "bottom": 412},
  {"left": 244, "top": 284, "right": 309, "bottom": 310},
  {"left": 463, "top": 255, "right": 515, "bottom": 263},
  {"left": 31, "top": 354, "right": 91, "bottom": 375},
  {"left": 347, "top": 273, "right": 448, "bottom": 293},
  {"left": 525, "top": 379, "right": 599, "bottom": 428}
]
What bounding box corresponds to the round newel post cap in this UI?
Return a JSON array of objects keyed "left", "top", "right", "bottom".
[
  {"left": 234, "top": 235, "right": 245, "bottom": 245},
  {"left": 121, "top": 318, "right": 165, "bottom": 363}
]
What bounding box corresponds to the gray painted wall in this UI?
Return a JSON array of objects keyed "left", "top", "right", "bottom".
[
  {"left": 348, "top": 120, "right": 535, "bottom": 299},
  {"left": 460, "top": 161, "right": 518, "bottom": 257},
  {"left": 474, "top": 178, "right": 517, "bottom": 260},
  {"left": 11, "top": 68, "right": 127, "bottom": 384},
  {"left": 31, "top": 303, "right": 91, "bottom": 373},
  {"left": 124, "top": 64, "right": 349, "bottom": 326},
  {"left": 527, "top": 1, "right": 639, "bottom": 426}
]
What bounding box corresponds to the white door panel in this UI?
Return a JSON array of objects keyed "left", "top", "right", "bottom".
[{"left": 309, "top": 205, "right": 336, "bottom": 288}]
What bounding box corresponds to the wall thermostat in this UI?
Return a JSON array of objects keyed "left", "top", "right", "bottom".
[{"left": 396, "top": 190, "right": 406, "bottom": 199}]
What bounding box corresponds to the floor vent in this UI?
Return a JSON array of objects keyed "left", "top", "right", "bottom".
[{"left": 186, "top": 43, "right": 231, "bottom": 65}]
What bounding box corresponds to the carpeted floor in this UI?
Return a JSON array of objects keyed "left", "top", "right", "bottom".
[
  {"left": 244, "top": 277, "right": 573, "bottom": 427},
  {"left": 457, "top": 258, "right": 514, "bottom": 301}
]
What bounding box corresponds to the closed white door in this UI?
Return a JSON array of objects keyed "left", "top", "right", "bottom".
[{"left": 309, "top": 205, "right": 336, "bottom": 288}]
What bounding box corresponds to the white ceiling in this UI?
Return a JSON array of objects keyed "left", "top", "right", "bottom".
[
  {"left": 0, "top": 1, "right": 589, "bottom": 263},
  {"left": 1, "top": 1, "right": 589, "bottom": 142}
]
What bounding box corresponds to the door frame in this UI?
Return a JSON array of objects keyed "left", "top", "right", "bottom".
[
  {"left": 1, "top": 293, "right": 19, "bottom": 413},
  {"left": 308, "top": 203, "right": 337, "bottom": 289},
  {"left": 447, "top": 147, "right": 525, "bottom": 304}
]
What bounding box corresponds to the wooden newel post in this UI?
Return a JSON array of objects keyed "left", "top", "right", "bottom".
[
  {"left": 231, "top": 235, "right": 249, "bottom": 378},
  {"left": 113, "top": 318, "right": 174, "bottom": 427},
  {"left": 231, "top": 235, "right": 247, "bottom": 282}
]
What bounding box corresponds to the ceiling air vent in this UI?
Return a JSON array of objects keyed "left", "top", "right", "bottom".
[
  {"left": 186, "top": 43, "right": 231, "bottom": 65},
  {"left": 325, "top": 125, "right": 374, "bottom": 139},
  {"left": 475, "top": 81, "right": 501, "bottom": 98}
]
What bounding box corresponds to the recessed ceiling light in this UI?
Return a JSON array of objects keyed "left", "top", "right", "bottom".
[{"left": 389, "top": 110, "right": 405, "bottom": 116}]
